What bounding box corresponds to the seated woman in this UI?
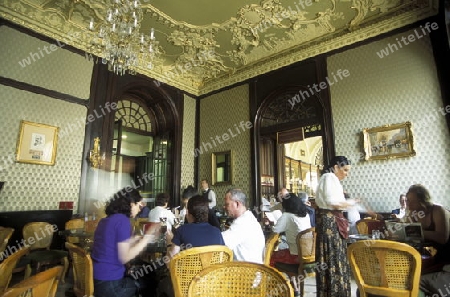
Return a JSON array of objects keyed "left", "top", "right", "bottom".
[
  {"left": 91, "top": 188, "right": 160, "bottom": 297},
  {"left": 269, "top": 192, "right": 311, "bottom": 267},
  {"left": 166, "top": 194, "right": 225, "bottom": 258},
  {"left": 158, "top": 195, "right": 225, "bottom": 297},
  {"left": 402, "top": 184, "right": 450, "bottom": 268}
]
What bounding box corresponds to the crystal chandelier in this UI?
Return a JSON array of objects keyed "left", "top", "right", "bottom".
[{"left": 89, "top": 0, "right": 159, "bottom": 75}]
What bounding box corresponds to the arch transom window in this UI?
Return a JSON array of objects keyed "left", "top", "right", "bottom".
[{"left": 115, "top": 99, "right": 152, "bottom": 133}]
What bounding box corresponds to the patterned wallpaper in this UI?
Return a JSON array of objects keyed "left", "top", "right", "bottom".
[
  {"left": 0, "top": 86, "right": 87, "bottom": 212},
  {"left": 181, "top": 95, "right": 197, "bottom": 189},
  {"left": 328, "top": 27, "right": 450, "bottom": 212},
  {"left": 198, "top": 84, "right": 252, "bottom": 207},
  {"left": 0, "top": 26, "right": 92, "bottom": 99},
  {"left": 0, "top": 27, "right": 91, "bottom": 212}
]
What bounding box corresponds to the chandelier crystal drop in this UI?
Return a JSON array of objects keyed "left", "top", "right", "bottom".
[{"left": 89, "top": 0, "right": 159, "bottom": 76}]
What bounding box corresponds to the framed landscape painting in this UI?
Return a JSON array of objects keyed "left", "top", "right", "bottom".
[
  {"left": 16, "top": 120, "right": 59, "bottom": 165},
  {"left": 363, "top": 122, "right": 415, "bottom": 161}
]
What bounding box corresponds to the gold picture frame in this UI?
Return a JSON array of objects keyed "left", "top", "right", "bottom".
[
  {"left": 363, "top": 121, "right": 415, "bottom": 161},
  {"left": 16, "top": 120, "right": 59, "bottom": 165}
]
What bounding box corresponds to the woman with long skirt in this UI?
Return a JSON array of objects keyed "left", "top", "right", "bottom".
[{"left": 315, "top": 156, "right": 357, "bottom": 297}]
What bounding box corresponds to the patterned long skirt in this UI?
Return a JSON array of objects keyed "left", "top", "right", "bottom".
[{"left": 315, "top": 209, "right": 351, "bottom": 297}]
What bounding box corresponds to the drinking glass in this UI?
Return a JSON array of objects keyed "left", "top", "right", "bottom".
[
  {"left": 372, "top": 229, "right": 381, "bottom": 240},
  {"left": 159, "top": 217, "right": 167, "bottom": 243}
]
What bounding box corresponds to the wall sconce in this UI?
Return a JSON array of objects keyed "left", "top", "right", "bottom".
[{"left": 89, "top": 137, "right": 105, "bottom": 168}]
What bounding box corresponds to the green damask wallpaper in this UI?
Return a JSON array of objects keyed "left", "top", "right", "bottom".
[{"left": 198, "top": 84, "right": 252, "bottom": 207}]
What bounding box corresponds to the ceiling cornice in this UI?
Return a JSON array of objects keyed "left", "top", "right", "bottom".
[{"left": 0, "top": 0, "right": 439, "bottom": 96}]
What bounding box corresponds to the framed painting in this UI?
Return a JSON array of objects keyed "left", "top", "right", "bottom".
[
  {"left": 16, "top": 120, "right": 59, "bottom": 165},
  {"left": 363, "top": 121, "right": 415, "bottom": 161}
]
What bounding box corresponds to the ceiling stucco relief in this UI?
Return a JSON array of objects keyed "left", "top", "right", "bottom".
[{"left": 0, "top": 0, "right": 438, "bottom": 96}]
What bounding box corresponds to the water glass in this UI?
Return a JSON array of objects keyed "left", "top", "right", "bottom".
[{"left": 372, "top": 229, "right": 381, "bottom": 240}]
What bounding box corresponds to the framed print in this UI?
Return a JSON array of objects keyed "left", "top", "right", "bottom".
[
  {"left": 16, "top": 120, "right": 59, "bottom": 165},
  {"left": 363, "top": 121, "right": 415, "bottom": 161}
]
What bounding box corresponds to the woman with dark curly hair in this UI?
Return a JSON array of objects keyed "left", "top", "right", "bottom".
[
  {"left": 269, "top": 192, "right": 311, "bottom": 267},
  {"left": 166, "top": 195, "right": 224, "bottom": 258},
  {"left": 404, "top": 184, "right": 450, "bottom": 270},
  {"left": 91, "top": 188, "right": 160, "bottom": 297}
]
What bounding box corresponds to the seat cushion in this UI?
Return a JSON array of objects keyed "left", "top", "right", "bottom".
[
  {"left": 274, "top": 262, "right": 298, "bottom": 274},
  {"left": 15, "top": 255, "right": 32, "bottom": 268}
]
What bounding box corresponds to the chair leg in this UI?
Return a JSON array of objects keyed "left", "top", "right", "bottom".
[
  {"left": 300, "top": 279, "right": 304, "bottom": 297},
  {"left": 60, "top": 256, "right": 69, "bottom": 284},
  {"left": 24, "top": 264, "right": 32, "bottom": 279}
]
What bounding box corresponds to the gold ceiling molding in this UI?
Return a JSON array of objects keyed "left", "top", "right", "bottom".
[{"left": 0, "top": 0, "right": 439, "bottom": 96}]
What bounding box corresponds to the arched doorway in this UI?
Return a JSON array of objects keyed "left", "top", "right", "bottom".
[
  {"left": 254, "top": 86, "right": 332, "bottom": 205},
  {"left": 108, "top": 82, "right": 181, "bottom": 206}
]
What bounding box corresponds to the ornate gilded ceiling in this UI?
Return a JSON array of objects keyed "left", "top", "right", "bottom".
[{"left": 0, "top": 0, "right": 438, "bottom": 96}]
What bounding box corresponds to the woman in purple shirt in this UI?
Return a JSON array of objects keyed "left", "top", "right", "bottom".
[{"left": 91, "top": 188, "right": 159, "bottom": 297}]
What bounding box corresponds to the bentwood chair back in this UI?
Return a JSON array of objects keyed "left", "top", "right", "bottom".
[
  {"left": 355, "top": 219, "right": 384, "bottom": 235},
  {"left": 297, "top": 227, "right": 316, "bottom": 265},
  {"left": 188, "top": 261, "right": 294, "bottom": 297},
  {"left": 0, "top": 247, "right": 30, "bottom": 295},
  {"left": 347, "top": 240, "right": 422, "bottom": 297},
  {"left": 0, "top": 227, "right": 14, "bottom": 257},
  {"left": 264, "top": 232, "right": 280, "bottom": 265},
  {"left": 84, "top": 219, "right": 100, "bottom": 233},
  {"left": 132, "top": 218, "right": 150, "bottom": 235},
  {"left": 65, "top": 242, "right": 94, "bottom": 297},
  {"left": 65, "top": 219, "right": 85, "bottom": 244},
  {"left": 0, "top": 266, "right": 62, "bottom": 297},
  {"left": 21, "top": 222, "right": 69, "bottom": 282},
  {"left": 169, "top": 245, "right": 233, "bottom": 297}
]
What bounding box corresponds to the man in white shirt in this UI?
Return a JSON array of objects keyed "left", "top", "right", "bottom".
[
  {"left": 221, "top": 188, "right": 265, "bottom": 264},
  {"left": 200, "top": 179, "right": 216, "bottom": 209},
  {"left": 148, "top": 192, "right": 175, "bottom": 230},
  {"left": 391, "top": 194, "right": 407, "bottom": 218}
]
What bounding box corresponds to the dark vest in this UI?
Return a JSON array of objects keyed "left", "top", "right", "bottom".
[{"left": 202, "top": 189, "right": 211, "bottom": 202}]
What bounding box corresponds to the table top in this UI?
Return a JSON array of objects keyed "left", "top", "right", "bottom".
[{"left": 143, "top": 241, "right": 167, "bottom": 253}]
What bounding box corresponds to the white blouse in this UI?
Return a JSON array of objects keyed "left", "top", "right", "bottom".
[
  {"left": 272, "top": 212, "right": 311, "bottom": 255},
  {"left": 315, "top": 172, "right": 346, "bottom": 210}
]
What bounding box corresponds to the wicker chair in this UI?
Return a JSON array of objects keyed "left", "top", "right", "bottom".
[
  {"left": 0, "top": 266, "right": 62, "bottom": 297},
  {"left": 355, "top": 219, "right": 385, "bottom": 235},
  {"left": 21, "top": 222, "right": 69, "bottom": 283},
  {"left": 0, "top": 227, "right": 15, "bottom": 257},
  {"left": 169, "top": 245, "right": 233, "bottom": 297},
  {"left": 0, "top": 247, "right": 30, "bottom": 295},
  {"left": 264, "top": 232, "right": 280, "bottom": 266},
  {"left": 188, "top": 261, "right": 294, "bottom": 297},
  {"left": 274, "top": 227, "right": 316, "bottom": 296},
  {"left": 131, "top": 218, "right": 150, "bottom": 235},
  {"left": 84, "top": 219, "right": 100, "bottom": 233},
  {"left": 64, "top": 219, "right": 85, "bottom": 244},
  {"left": 65, "top": 242, "right": 93, "bottom": 297},
  {"left": 347, "top": 240, "right": 422, "bottom": 297}
]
